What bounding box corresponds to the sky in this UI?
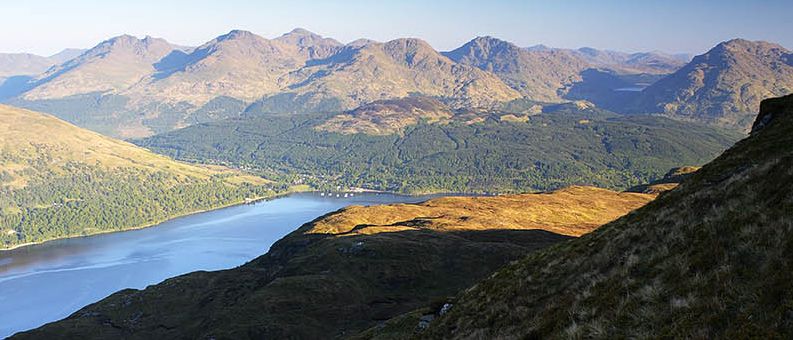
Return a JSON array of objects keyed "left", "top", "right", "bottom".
[{"left": 1, "top": 0, "right": 791, "bottom": 56}]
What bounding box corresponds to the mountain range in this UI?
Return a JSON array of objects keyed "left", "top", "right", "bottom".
[
  {"left": 3, "top": 29, "right": 788, "bottom": 137},
  {"left": 0, "top": 48, "right": 84, "bottom": 80}
]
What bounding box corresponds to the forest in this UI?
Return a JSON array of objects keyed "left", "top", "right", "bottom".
[{"left": 138, "top": 108, "right": 742, "bottom": 194}]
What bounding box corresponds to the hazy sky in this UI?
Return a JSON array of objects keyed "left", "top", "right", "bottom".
[{"left": 1, "top": 0, "right": 791, "bottom": 56}]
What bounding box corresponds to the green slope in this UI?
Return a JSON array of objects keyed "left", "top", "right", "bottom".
[
  {"left": 0, "top": 104, "right": 273, "bottom": 249},
  {"left": 137, "top": 105, "right": 742, "bottom": 194}
]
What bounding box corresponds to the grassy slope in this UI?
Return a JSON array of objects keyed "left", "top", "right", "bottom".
[
  {"left": 13, "top": 186, "right": 655, "bottom": 339},
  {"left": 409, "top": 94, "right": 793, "bottom": 338},
  {"left": 0, "top": 104, "right": 271, "bottom": 249}
]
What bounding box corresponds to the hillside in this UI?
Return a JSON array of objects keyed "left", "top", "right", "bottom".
[
  {"left": 0, "top": 105, "right": 272, "bottom": 249},
  {"left": 637, "top": 39, "right": 793, "bottom": 130},
  {"left": 370, "top": 93, "right": 793, "bottom": 338},
  {"left": 13, "top": 186, "right": 656, "bottom": 339},
  {"left": 138, "top": 104, "right": 742, "bottom": 194},
  {"left": 315, "top": 96, "right": 454, "bottom": 135}
]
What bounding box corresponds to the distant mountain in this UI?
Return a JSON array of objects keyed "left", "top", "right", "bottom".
[
  {"left": 0, "top": 53, "right": 53, "bottom": 79},
  {"left": 5, "top": 31, "right": 785, "bottom": 137},
  {"left": 269, "top": 37, "right": 521, "bottom": 112},
  {"left": 0, "top": 48, "right": 85, "bottom": 80},
  {"left": 637, "top": 39, "right": 793, "bottom": 130},
  {"left": 573, "top": 47, "right": 688, "bottom": 74},
  {"left": 126, "top": 30, "right": 306, "bottom": 107},
  {"left": 48, "top": 48, "right": 87, "bottom": 63},
  {"left": 274, "top": 27, "right": 343, "bottom": 59},
  {"left": 7, "top": 30, "right": 520, "bottom": 137},
  {"left": 22, "top": 35, "right": 175, "bottom": 100},
  {"left": 0, "top": 104, "right": 271, "bottom": 249},
  {"left": 444, "top": 36, "right": 588, "bottom": 102},
  {"left": 445, "top": 37, "right": 688, "bottom": 104}
]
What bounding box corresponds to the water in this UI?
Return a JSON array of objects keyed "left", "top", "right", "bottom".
[{"left": 0, "top": 192, "right": 440, "bottom": 338}]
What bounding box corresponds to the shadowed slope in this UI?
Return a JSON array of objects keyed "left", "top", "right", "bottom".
[
  {"left": 413, "top": 94, "right": 793, "bottom": 338},
  {"left": 13, "top": 187, "right": 654, "bottom": 339}
]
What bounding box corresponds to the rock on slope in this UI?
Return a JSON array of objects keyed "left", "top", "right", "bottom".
[
  {"left": 411, "top": 93, "right": 793, "bottom": 338},
  {"left": 13, "top": 187, "right": 655, "bottom": 339}
]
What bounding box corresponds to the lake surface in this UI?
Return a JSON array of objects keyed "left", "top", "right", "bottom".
[{"left": 0, "top": 192, "right": 441, "bottom": 338}]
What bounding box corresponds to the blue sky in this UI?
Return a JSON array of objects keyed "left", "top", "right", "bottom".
[{"left": 1, "top": 0, "right": 791, "bottom": 56}]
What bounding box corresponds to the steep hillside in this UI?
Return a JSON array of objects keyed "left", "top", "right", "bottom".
[
  {"left": 0, "top": 105, "right": 272, "bottom": 249},
  {"left": 404, "top": 93, "right": 793, "bottom": 338},
  {"left": 138, "top": 105, "right": 741, "bottom": 194},
  {"left": 13, "top": 186, "right": 655, "bottom": 339},
  {"left": 637, "top": 39, "right": 793, "bottom": 130}
]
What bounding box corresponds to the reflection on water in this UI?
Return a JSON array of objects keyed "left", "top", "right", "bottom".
[{"left": 0, "top": 192, "right": 439, "bottom": 338}]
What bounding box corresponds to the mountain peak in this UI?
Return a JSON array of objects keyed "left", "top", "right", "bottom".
[
  {"left": 217, "top": 29, "right": 260, "bottom": 42},
  {"left": 286, "top": 27, "right": 315, "bottom": 36},
  {"left": 276, "top": 27, "right": 342, "bottom": 47}
]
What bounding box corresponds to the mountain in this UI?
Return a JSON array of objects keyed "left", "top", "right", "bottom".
[
  {"left": 444, "top": 36, "right": 588, "bottom": 102},
  {"left": 7, "top": 31, "right": 521, "bottom": 138},
  {"left": 0, "top": 53, "right": 54, "bottom": 80},
  {"left": 13, "top": 186, "right": 656, "bottom": 339},
  {"left": 444, "top": 37, "right": 687, "bottom": 104},
  {"left": 7, "top": 32, "right": 785, "bottom": 138},
  {"left": 573, "top": 47, "right": 689, "bottom": 74},
  {"left": 374, "top": 93, "right": 793, "bottom": 338},
  {"left": 48, "top": 48, "right": 87, "bottom": 64},
  {"left": 0, "top": 104, "right": 272, "bottom": 249},
  {"left": 274, "top": 27, "right": 344, "bottom": 59},
  {"left": 22, "top": 35, "right": 176, "bottom": 101},
  {"left": 637, "top": 39, "right": 793, "bottom": 130},
  {"left": 137, "top": 103, "right": 742, "bottom": 194},
  {"left": 262, "top": 37, "right": 522, "bottom": 113},
  {"left": 0, "top": 49, "right": 84, "bottom": 79},
  {"left": 125, "top": 30, "right": 306, "bottom": 107}
]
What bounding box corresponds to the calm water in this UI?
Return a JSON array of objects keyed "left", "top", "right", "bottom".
[{"left": 0, "top": 192, "right": 439, "bottom": 338}]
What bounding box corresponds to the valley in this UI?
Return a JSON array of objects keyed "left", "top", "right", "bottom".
[{"left": 1, "top": 3, "right": 791, "bottom": 338}]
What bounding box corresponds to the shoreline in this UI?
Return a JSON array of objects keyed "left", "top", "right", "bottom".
[
  {"left": 0, "top": 189, "right": 464, "bottom": 253},
  {"left": 0, "top": 191, "right": 299, "bottom": 253}
]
